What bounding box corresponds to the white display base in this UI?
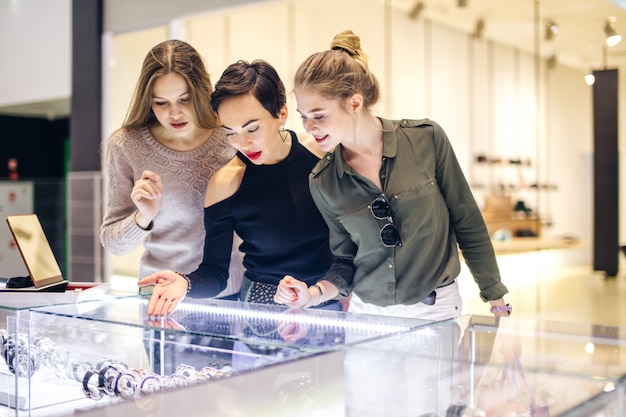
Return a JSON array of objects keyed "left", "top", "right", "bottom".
[{"left": 0, "top": 369, "right": 84, "bottom": 410}]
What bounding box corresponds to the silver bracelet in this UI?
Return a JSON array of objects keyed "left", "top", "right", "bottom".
[
  {"left": 177, "top": 273, "right": 191, "bottom": 295},
  {"left": 490, "top": 304, "right": 512, "bottom": 315},
  {"left": 312, "top": 284, "right": 323, "bottom": 305}
]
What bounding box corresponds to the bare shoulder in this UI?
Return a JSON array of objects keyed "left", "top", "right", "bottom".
[
  {"left": 296, "top": 132, "right": 326, "bottom": 159},
  {"left": 205, "top": 157, "right": 246, "bottom": 207}
]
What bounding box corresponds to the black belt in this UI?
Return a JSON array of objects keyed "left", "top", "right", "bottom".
[{"left": 421, "top": 280, "right": 455, "bottom": 306}]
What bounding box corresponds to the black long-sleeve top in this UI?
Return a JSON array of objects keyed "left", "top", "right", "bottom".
[{"left": 187, "top": 130, "right": 353, "bottom": 298}]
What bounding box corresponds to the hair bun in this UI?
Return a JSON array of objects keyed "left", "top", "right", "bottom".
[{"left": 330, "top": 30, "right": 362, "bottom": 57}]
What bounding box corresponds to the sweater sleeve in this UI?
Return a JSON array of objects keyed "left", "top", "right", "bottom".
[
  {"left": 100, "top": 133, "right": 151, "bottom": 256},
  {"left": 186, "top": 202, "right": 236, "bottom": 298}
]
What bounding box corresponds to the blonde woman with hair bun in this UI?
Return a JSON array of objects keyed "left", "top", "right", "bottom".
[{"left": 275, "top": 30, "right": 510, "bottom": 321}]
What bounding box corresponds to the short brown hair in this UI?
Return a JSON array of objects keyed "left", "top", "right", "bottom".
[{"left": 211, "top": 60, "right": 286, "bottom": 118}]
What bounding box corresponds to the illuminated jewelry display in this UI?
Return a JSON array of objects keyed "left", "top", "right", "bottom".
[
  {"left": 82, "top": 369, "right": 103, "bottom": 401},
  {"left": 0, "top": 326, "right": 237, "bottom": 402}
]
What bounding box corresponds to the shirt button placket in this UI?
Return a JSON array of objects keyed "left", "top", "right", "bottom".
[
  {"left": 387, "top": 264, "right": 395, "bottom": 300},
  {"left": 380, "top": 156, "right": 387, "bottom": 184}
]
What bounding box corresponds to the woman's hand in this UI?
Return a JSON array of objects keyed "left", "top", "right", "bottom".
[
  {"left": 274, "top": 276, "right": 311, "bottom": 307},
  {"left": 132, "top": 170, "right": 163, "bottom": 229},
  {"left": 147, "top": 316, "right": 187, "bottom": 331},
  {"left": 138, "top": 271, "right": 188, "bottom": 316},
  {"left": 489, "top": 298, "right": 512, "bottom": 317},
  {"left": 276, "top": 308, "right": 310, "bottom": 341}
]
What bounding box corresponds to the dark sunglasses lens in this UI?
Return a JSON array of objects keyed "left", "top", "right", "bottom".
[
  {"left": 371, "top": 198, "right": 390, "bottom": 219},
  {"left": 380, "top": 223, "right": 401, "bottom": 247}
]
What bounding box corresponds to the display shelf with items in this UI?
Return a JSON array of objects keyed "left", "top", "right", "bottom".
[
  {"left": 0, "top": 298, "right": 120, "bottom": 417},
  {"left": 13, "top": 296, "right": 426, "bottom": 416},
  {"left": 0, "top": 297, "right": 125, "bottom": 417},
  {"left": 471, "top": 154, "right": 558, "bottom": 241},
  {"left": 56, "top": 315, "right": 626, "bottom": 417},
  {"left": 0, "top": 308, "right": 32, "bottom": 417},
  {"left": 482, "top": 194, "right": 542, "bottom": 238}
]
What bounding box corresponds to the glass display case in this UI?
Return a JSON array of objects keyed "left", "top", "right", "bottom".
[
  {"left": 48, "top": 310, "right": 626, "bottom": 417},
  {"left": 342, "top": 315, "right": 626, "bottom": 417},
  {"left": 0, "top": 302, "right": 38, "bottom": 416},
  {"left": 4, "top": 296, "right": 626, "bottom": 417},
  {"left": 13, "top": 296, "right": 425, "bottom": 417},
  {"left": 0, "top": 291, "right": 123, "bottom": 417}
]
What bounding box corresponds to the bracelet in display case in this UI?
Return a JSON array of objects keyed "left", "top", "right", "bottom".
[
  {"left": 82, "top": 369, "right": 103, "bottom": 401},
  {"left": 1, "top": 333, "right": 41, "bottom": 378}
]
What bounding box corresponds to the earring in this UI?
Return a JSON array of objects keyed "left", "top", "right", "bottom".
[{"left": 278, "top": 126, "right": 288, "bottom": 142}]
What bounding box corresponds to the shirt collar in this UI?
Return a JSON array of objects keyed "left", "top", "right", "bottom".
[
  {"left": 332, "top": 145, "right": 347, "bottom": 178},
  {"left": 332, "top": 117, "right": 398, "bottom": 178},
  {"left": 380, "top": 117, "right": 398, "bottom": 158}
]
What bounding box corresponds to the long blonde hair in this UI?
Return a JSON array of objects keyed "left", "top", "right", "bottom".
[
  {"left": 123, "top": 39, "right": 219, "bottom": 131},
  {"left": 294, "top": 30, "right": 380, "bottom": 110}
]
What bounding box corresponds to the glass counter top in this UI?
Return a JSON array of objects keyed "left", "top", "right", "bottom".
[{"left": 28, "top": 295, "right": 429, "bottom": 351}]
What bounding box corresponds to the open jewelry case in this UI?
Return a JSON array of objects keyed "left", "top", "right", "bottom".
[{"left": 1, "top": 296, "right": 625, "bottom": 417}]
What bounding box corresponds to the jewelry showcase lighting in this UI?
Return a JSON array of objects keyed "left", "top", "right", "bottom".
[
  {"left": 407, "top": 1, "right": 424, "bottom": 20},
  {"left": 544, "top": 19, "right": 559, "bottom": 41},
  {"left": 472, "top": 17, "right": 485, "bottom": 39},
  {"left": 604, "top": 16, "right": 622, "bottom": 47},
  {"left": 171, "top": 299, "right": 415, "bottom": 334}
]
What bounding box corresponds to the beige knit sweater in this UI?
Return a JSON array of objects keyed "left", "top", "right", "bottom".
[{"left": 100, "top": 127, "right": 243, "bottom": 297}]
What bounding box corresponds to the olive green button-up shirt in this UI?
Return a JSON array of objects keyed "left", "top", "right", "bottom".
[{"left": 311, "top": 118, "right": 508, "bottom": 307}]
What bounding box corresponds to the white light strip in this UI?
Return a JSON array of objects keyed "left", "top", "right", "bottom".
[{"left": 158, "top": 300, "right": 416, "bottom": 334}]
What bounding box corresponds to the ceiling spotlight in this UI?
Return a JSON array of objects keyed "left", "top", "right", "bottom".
[
  {"left": 545, "top": 19, "right": 559, "bottom": 41},
  {"left": 408, "top": 1, "right": 425, "bottom": 20},
  {"left": 472, "top": 17, "right": 485, "bottom": 39},
  {"left": 604, "top": 16, "right": 622, "bottom": 47},
  {"left": 457, "top": 0, "right": 468, "bottom": 7},
  {"left": 585, "top": 73, "right": 596, "bottom": 86}
]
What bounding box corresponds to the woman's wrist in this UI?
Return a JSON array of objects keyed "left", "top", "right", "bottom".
[
  {"left": 312, "top": 284, "right": 323, "bottom": 305},
  {"left": 134, "top": 211, "right": 153, "bottom": 231},
  {"left": 490, "top": 303, "right": 512, "bottom": 315},
  {"left": 306, "top": 283, "right": 323, "bottom": 307},
  {"left": 176, "top": 273, "right": 191, "bottom": 296}
]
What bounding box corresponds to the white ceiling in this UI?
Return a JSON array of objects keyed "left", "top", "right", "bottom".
[
  {"left": 2, "top": 0, "right": 626, "bottom": 120},
  {"left": 0, "top": 98, "right": 70, "bottom": 121},
  {"left": 400, "top": 0, "right": 626, "bottom": 72}
]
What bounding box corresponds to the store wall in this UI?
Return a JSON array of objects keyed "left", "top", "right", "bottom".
[{"left": 0, "top": 0, "right": 71, "bottom": 108}]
